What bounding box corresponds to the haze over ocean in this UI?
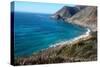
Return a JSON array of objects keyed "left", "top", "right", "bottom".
[{"left": 13, "top": 1, "right": 75, "bottom": 14}]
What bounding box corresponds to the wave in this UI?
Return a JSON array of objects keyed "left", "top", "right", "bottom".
[{"left": 50, "top": 28, "right": 91, "bottom": 47}]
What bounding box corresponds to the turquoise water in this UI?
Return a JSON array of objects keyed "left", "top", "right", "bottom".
[{"left": 13, "top": 12, "right": 87, "bottom": 57}]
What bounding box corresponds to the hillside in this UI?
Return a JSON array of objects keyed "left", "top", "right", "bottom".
[
  {"left": 52, "top": 5, "right": 97, "bottom": 32},
  {"left": 51, "top": 6, "right": 85, "bottom": 20},
  {"left": 67, "top": 6, "right": 97, "bottom": 32}
]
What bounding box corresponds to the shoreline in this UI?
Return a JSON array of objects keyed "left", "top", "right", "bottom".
[
  {"left": 15, "top": 28, "right": 91, "bottom": 57},
  {"left": 15, "top": 28, "right": 97, "bottom": 65},
  {"left": 49, "top": 28, "right": 91, "bottom": 48}
]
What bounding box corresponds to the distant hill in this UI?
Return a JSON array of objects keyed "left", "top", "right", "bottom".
[
  {"left": 51, "top": 6, "right": 86, "bottom": 20},
  {"left": 52, "top": 5, "right": 97, "bottom": 32},
  {"left": 67, "top": 6, "right": 97, "bottom": 32}
]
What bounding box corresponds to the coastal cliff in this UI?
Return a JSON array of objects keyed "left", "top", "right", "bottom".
[
  {"left": 51, "top": 6, "right": 85, "bottom": 20},
  {"left": 67, "top": 6, "right": 97, "bottom": 32},
  {"left": 52, "top": 6, "right": 97, "bottom": 32}
]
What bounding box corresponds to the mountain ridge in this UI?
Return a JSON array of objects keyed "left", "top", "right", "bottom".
[
  {"left": 51, "top": 6, "right": 86, "bottom": 20},
  {"left": 52, "top": 6, "right": 97, "bottom": 32}
]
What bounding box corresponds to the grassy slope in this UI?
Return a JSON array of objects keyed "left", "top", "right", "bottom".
[{"left": 15, "top": 32, "right": 97, "bottom": 65}]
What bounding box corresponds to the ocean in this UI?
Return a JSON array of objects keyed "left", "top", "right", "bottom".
[{"left": 13, "top": 12, "right": 87, "bottom": 57}]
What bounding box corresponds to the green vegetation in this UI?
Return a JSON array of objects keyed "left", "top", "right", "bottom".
[{"left": 15, "top": 32, "right": 97, "bottom": 65}]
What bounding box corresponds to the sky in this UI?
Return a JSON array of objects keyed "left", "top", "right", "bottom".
[{"left": 12, "top": 1, "right": 67, "bottom": 14}]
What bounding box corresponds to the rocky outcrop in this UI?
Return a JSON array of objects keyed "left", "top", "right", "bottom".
[
  {"left": 67, "top": 6, "right": 97, "bottom": 32},
  {"left": 51, "top": 6, "right": 85, "bottom": 20}
]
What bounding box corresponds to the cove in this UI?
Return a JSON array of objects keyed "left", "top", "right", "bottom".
[{"left": 13, "top": 12, "right": 87, "bottom": 57}]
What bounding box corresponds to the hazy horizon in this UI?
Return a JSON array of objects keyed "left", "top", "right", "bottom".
[{"left": 13, "top": 1, "right": 75, "bottom": 14}]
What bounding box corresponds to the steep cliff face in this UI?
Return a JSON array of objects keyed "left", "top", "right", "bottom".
[
  {"left": 51, "top": 6, "right": 85, "bottom": 19},
  {"left": 67, "top": 6, "right": 97, "bottom": 32}
]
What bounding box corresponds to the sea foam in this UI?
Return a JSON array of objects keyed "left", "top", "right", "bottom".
[{"left": 50, "top": 28, "right": 91, "bottom": 47}]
